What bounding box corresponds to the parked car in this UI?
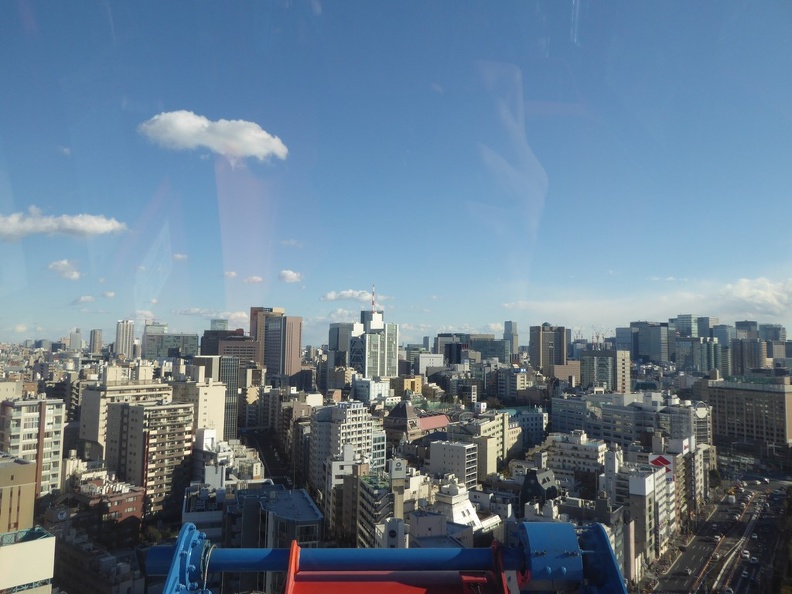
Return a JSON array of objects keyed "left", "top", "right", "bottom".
[{"left": 741, "top": 550, "right": 750, "bottom": 559}]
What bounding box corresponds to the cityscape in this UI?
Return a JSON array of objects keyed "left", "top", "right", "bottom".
[
  {"left": 3, "top": 3, "right": 792, "bottom": 594},
  {"left": 1, "top": 309, "right": 792, "bottom": 593}
]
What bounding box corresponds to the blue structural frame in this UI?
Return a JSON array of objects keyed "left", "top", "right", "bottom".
[{"left": 147, "top": 522, "right": 628, "bottom": 594}]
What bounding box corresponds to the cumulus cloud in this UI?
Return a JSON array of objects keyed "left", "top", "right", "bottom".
[
  {"left": 0, "top": 206, "right": 127, "bottom": 241},
  {"left": 48, "top": 259, "right": 81, "bottom": 280},
  {"left": 279, "top": 269, "right": 302, "bottom": 283},
  {"left": 102, "top": 291, "right": 116, "bottom": 298},
  {"left": 72, "top": 295, "right": 95, "bottom": 305},
  {"left": 281, "top": 239, "right": 303, "bottom": 248},
  {"left": 487, "top": 322, "right": 504, "bottom": 332},
  {"left": 173, "top": 308, "right": 248, "bottom": 325},
  {"left": 14, "top": 324, "right": 28, "bottom": 333},
  {"left": 224, "top": 271, "right": 238, "bottom": 279},
  {"left": 173, "top": 253, "right": 188, "bottom": 261},
  {"left": 138, "top": 110, "right": 288, "bottom": 162},
  {"left": 321, "top": 289, "right": 388, "bottom": 303},
  {"left": 243, "top": 275, "right": 264, "bottom": 284},
  {"left": 720, "top": 277, "right": 792, "bottom": 316}
]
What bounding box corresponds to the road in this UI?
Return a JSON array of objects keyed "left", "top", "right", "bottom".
[{"left": 654, "top": 476, "right": 789, "bottom": 594}]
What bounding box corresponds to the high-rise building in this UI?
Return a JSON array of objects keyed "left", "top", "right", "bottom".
[
  {"left": 529, "top": 324, "right": 567, "bottom": 371},
  {"left": 0, "top": 397, "right": 65, "bottom": 498},
  {"left": 759, "top": 323, "right": 787, "bottom": 342},
  {"left": 89, "top": 329, "right": 103, "bottom": 354},
  {"left": 730, "top": 338, "right": 767, "bottom": 376},
  {"left": 629, "top": 321, "right": 670, "bottom": 364},
  {"left": 210, "top": 318, "right": 229, "bottom": 331},
  {"left": 503, "top": 321, "right": 518, "bottom": 360},
  {"left": 79, "top": 365, "right": 172, "bottom": 460},
  {"left": 349, "top": 310, "right": 398, "bottom": 379},
  {"left": 69, "top": 328, "right": 82, "bottom": 351},
  {"left": 115, "top": 320, "right": 135, "bottom": 358},
  {"left": 250, "top": 307, "right": 302, "bottom": 384},
  {"left": 106, "top": 400, "right": 194, "bottom": 517},
  {"left": 308, "top": 401, "right": 387, "bottom": 495},
  {"left": 580, "top": 349, "right": 630, "bottom": 393},
  {"left": 735, "top": 320, "right": 759, "bottom": 340}
]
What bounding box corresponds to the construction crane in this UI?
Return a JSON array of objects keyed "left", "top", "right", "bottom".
[{"left": 147, "top": 521, "right": 628, "bottom": 594}]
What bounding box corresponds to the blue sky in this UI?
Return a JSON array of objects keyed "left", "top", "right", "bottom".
[{"left": 1, "top": 2, "right": 792, "bottom": 347}]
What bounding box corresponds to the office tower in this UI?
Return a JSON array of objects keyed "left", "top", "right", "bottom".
[
  {"left": 328, "top": 322, "right": 355, "bottom": 367},
  {"left": 69, "top": 328, "right": 82, "bottom": 351},
  {"left": 250, "top": 307, "right": 302, "bottom": 383},
  {"left": 730, "top": 338, "right": 767, "bottom": 376},
  {"left": 220, "top": 355, "right": 240, "bottom": 441},
  {"left": 703, "top": 378, "right": 792, "bottom": 448},
  {"left": 735, "top": 320, "right": 759, "bottom": 340},
  {"left": 201, "top": 327, "right": 245, "bottom": 355},
  {"left": 759, "top": 323, "right": 786, "bottom": 342},
  {"left": 115, "top": 319, "right": 135, "bottom": 358},
  {"left": 349, "top": 310, "right": 399, "bottom": 378},
  {"left": 0, "top": 397, "right": 65, "bottom": 498},
  {"left": 141, "top": 320, "right": 199, "bottom": 359},
  {"left": 529, "top": 324, "right": 567, "bottom": 371},
  {"left": 580, "top": 349, "right": 630, "bottom": 393},
  {"left": 503, "top": 321, "right": 518, "bottom": 359},
  {"left": 673, "top": 315, "right": 698, "bottom": 338},
  {"left": 89, "top": 329, "right": 103, "bottom": 354},
  {"left": 697, "top": 317, "right": 718, "bottom": 339},
  {"left": 106, "top": 400, "right": 194, "bottom": 517},
  {"left": 629, "top": 321, "right": 670, "bottom": 364},
  {"left": 210, "top": 318, "right": 228, "bottom": 331}
]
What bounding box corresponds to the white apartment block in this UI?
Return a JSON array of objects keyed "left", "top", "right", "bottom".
[
  {"left": 80, "top": 366, "right": 172, "bottom": 460},
  {"left": 170, "top": 365, "right": 227, "bottom": 436},
  {"left": 543, "top": 430, "right": 606, "bottom": 496},
  {"left": 0, "top": 397, "right": 65, "bottom": 498},
  {"left": 428, "top": 441, "right": 477, "bottom": 489},
  {"left": 309, "top": 401, "right": 386, "bottom": 494}
]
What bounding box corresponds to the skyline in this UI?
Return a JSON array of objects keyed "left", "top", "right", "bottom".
[{"left": 2, "top": 3, "right": 792, "bottom": 346}]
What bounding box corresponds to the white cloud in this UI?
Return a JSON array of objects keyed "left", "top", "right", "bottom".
[
  {"left": 173, "top": 308, "right": 249, "bottom": 326},
  {"left": 138, "top": 110, "right": 288, "bottom": 162},
  {"left": 58, "top": 146, "right": 71, "bottom": 156},
  {"left": 281, "top": 239, "right": 303, "bottom": 248},
  {"left": 321, "top": 289, "right": 388, "bottom": 303},
  {"left": 243, "top": 275, "right": 264, "bottom": 284},
  {"left": 327, "top": 308, "right": 356, "bottom": 323},
  {"left": 135, "top": 310, "right": 156, "bottom": 322},
  {"left": 279, "top": 269, "right": 302, "bottom": 283},
  {"left": 173, "top": 253, "right": 188, "bottom": 261},
  {"left": 102, "top": 291, "right": 116, "bottom": 298},
  {"left": 47, "top": 259, "right": 81, "bottom": 280},
  {"left": 487, "top": 322, "right": 504, "bottom": 332},
  {"left": 14, "top": 324, "right": 27, "bottom": 333},
  {"left": 150, "top": 298, "right": 159, "bottom": 304},
  {"left": 720, "top": 277, "right": 792, "bottom": 316},
  {"left": 224, "top": 271, "right": 238, "bottom": 279},
  {"left": 0, "top": 206, "right": 127, "bottom": 241},
  {"left": 72, "top": 295, "right": 95, "bottom": 305}
]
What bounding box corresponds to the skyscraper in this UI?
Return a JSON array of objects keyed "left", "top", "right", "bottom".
[
  {"left": 115, "top": 320, "right": 135, "bottom": 358},
  {"left": 250, "top": 306, "right": 302, "bottom": 384},
  {"left": 349, "top": 310, "right": 398, "bottom": 379},
  {"left": 529, "top": 324, "right": 567, "bottom": 372},
  {"left": 503, "top": 321, "right": 519, "bottom": 359},
  {"left": 89, "top": 329, "right": 103, "bottom": 354}
]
